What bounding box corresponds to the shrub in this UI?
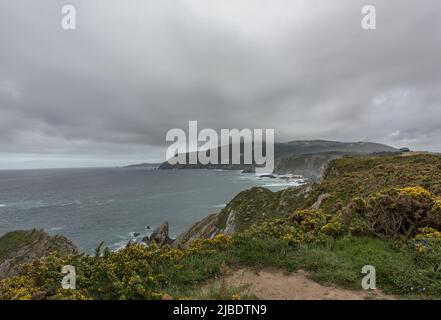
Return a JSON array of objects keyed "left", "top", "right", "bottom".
[
  {"left": 411, "top": 227, "right": 441, "bottom": 272},
  {"left": 0, "top": 235, "right": 235, "bottom": 300},
  {"left": 343, "top": 187, "right": 441, "bottom": 239}
]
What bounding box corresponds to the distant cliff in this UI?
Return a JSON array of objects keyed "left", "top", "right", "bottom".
[{"left": 159, "top": 140, "right": 398, "bottom": 179}]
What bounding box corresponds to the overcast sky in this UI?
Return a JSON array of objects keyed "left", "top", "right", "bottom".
[{"left": 0, "top": 0, "right": 440, "bottom": 169}]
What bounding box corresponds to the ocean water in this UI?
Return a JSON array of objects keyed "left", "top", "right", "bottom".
[{"left": 0, "top": 168, "right": 304, "bottom": 253}]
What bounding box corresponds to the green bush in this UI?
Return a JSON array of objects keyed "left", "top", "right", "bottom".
[{"left": 343, "top": 187, "right": 441, "bottom": 239}]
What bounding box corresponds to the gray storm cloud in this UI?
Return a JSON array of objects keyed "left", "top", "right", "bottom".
[{"left": 0, "top": 0, "right": 440, "bottom": 168}]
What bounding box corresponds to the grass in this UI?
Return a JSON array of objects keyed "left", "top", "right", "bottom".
[
  {"left": 192, "top": 280, "right": 258, "bottom": 300},
  {"left": 190, "top": 236, "right": 441, "bottom": 299},
  {"left": 1, "top": 227, "right": 440, "bottom": 300},
  {"left": 297, "top": 237, "right": 424, "bottom": 294},
  {"left": 0, "top": 230, "right": 36, "bottom": 262},
  {"left": 166, "top": 234, "right": 441, "bottom": 300},
  {"left": 310, "top": 154, "right": 441, "bottom": 212}
]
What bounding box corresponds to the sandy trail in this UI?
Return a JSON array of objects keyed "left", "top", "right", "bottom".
[{"left": 208, "top": 267, "right": 396, "bottom": 300}]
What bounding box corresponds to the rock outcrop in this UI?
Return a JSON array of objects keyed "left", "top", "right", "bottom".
[
  {"left": 142, "top": 222, "right": 174, "bottom": 246},
  {"left": 175, "top": 185, "right": 311, "bottom": 247},
  {"left": 311, "top": 193, "right": 331, "bottom": 209},
  {"left": 0, "top": 229, "right": 78, "bottom": 279},
  {"left": 273, "top": 152, "right": 343, "bottom": 181}
]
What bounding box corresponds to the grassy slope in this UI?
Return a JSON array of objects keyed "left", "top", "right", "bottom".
[
  {"left": 0, "top": 229, "right": 79, "bottom": 281},
  {"left": 310, "top": 154, "right": 441, "bottom": 211},
  {"left": 0, "top": 231, "right": 35, "bottom": 263}
]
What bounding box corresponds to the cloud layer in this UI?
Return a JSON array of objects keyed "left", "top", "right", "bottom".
[{"left": 1, "top": 0, "right": 440, "bottom": 168}]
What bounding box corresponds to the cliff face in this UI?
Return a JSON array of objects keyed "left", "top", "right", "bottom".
[
  {"left": 175, "top": 185, "right": 311, "bottom": 247},
  {"left": 273, "top": 152, "right": 343, "bottom": 180},
  {"left": 0, "top": 229, "right": 78, "bottom": 279}
]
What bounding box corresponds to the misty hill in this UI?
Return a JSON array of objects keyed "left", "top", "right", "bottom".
[
  {"left": 274, "top": 140, "right": 398, "bottom": 157},
  {"left": 123, "top": 163, "right": 161, "bottom": 169},
  {"left": 158, "top": 140, "right": 399, "bottom": 179}
]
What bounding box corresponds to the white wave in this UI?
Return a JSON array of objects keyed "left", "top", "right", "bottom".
[
  {"left": 0, "top": 204, "right": 6, "bottom": 208},
  {"left": 128, "top": 231, "right": 145, "bottom": 238},
  {"left": 111, "top": 240, "right": 130, "bottom": 251},
  {"left": 59, "top": 200, "right": 82, "bottom": 207},
  {"left": 47, "top": 226, "right": 64, "bottom": 232},
  {"left": 262, "top": 182, "right": 300, "bottom": 187},
  {"left": 110, "top": 230, "right": 150, "bottom": 251},
  {"left": 212, "top": 204, "right": 226, "bottom": 208},
  {"left": 6, "top": 200, "right": 46, "bottom": 210},
  {"left": 261, "top": 179, "right": 306, "bottom": 188}
]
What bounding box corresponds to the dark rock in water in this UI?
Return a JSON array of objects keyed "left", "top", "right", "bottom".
[
  {"left": 132, "top": 232, "right": 140, "bottom": 237},
  {"left": 146, "top": 226, "right": 151, "bottom": 230},
  {"left": 241, "top": 166, "right": 256, "bottom": 174},
  {"left": 0, "top": 229, "right": 78, "bottom": 279},
  {"left": 259, "top": 174, "right": 277, "bottom": 179},
  {"left": 142, "top": 222, "right": 173, "bottom": 246}
]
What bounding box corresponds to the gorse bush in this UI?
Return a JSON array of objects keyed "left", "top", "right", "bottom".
[
  {"left": 343, "top": 187, "right": 441, "bottom": 239},
  {"left": 241, "top": 209, "right": 343, "bottom": 248},
  {"left": 411, "top": 228, "right": 441, "bottom": 273},
  {"left": 311, "top": 154, "right": 441, "bottom": 212},
  {"left": 0, "top": 214, "right": 337, "bottom": 300},
  {"left": 0, "top": 235, "right": 234, "bottom": 300},
  {"left": 1, "top": 211, "right": 441, "bottom": 299}
]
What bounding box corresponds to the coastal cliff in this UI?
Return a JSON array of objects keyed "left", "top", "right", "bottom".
[
  {"left": 0, "top": 229, "right": 78, "bottom": 279},
  {"left": 174, "top": 152, "right": 441, "bottom": 246},
  {"left": 1, "top": 153, "right": 441, "bottom": 300},
  {"left": 175, "top": 186, "right": 310, "bottom": 247}
]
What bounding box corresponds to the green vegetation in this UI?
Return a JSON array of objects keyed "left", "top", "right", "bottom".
[
  {"left": 343, "top": 186, "right": 441, "bottom": 239},
  {"left": 0, "top": 231, "right": 35, "bottom": 263},
  {"left": 298, "top": 237, "right": 439, "bottom": 298},
  {"left": 216, "top": 186, "right": 308, "bottom": 233},
  {"left": 0, "top": 230, "right": 77, "bottom": 280},
  {"left": 310, "top": 154, "right": 441, "bottom": 212},
  {"left": 1, "top": 154, "right": 441, "bottom": 300}
]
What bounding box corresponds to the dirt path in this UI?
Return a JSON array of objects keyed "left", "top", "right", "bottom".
[{"left": 208, "top": 267, "right": 396, "bottom": 300}]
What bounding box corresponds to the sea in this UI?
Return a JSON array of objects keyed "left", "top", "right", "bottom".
[{"left": 0, "top": 167, "right": 305, "bottom": 253}]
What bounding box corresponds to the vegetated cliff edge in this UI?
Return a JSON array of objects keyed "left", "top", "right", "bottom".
[
  {"left": 174, "top": 186, "right": 311, "bottom": 246},
  {"left": 0, "top": 229, "right": 78, "bottom": 279},
  {"left": 174, "top": 152, "right": 441, "bottom": 247}
]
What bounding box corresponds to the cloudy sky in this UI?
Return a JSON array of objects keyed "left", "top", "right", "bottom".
[{"left": 0, "top": 0, "right": 440, "bottom": 169}]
